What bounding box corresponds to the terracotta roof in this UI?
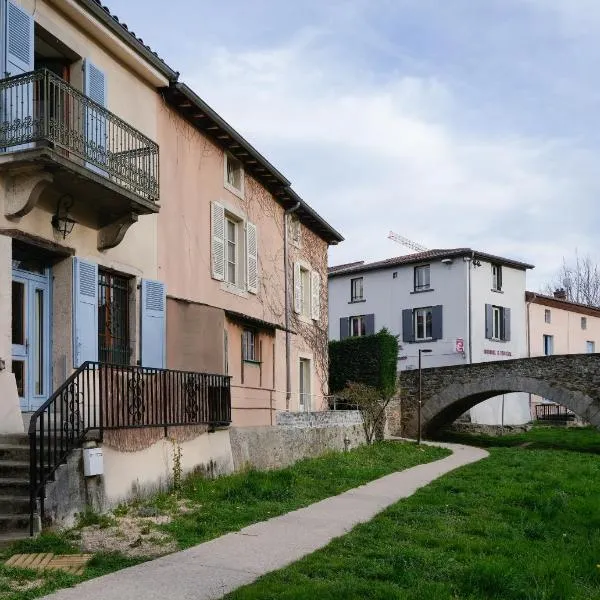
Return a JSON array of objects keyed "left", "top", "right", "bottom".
[
  {"left": 328, "top": 248, "right": 534, "bottom": 277},
  {"left": 78, "top": 0, "right": 179, "bottom": 80},
  {"left": 526, "top": 291, "right": 600, "bottom": 317}
]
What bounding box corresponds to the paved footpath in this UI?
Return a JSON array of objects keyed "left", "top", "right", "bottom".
[{"left": 42, "top": 441, "right": 488, "bottom": 600}]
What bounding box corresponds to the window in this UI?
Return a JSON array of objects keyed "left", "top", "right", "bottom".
[
  {"left": 485, "top": 304, "right": 510, "bottom": 342},
  {"left": 350, "top": 315, "right": 366, "bottom": 337},
  {"left": 492, "top": 264, "right": 502, "bottom": 291},
  {"left": 392, "top": 272, "right": 398, "bottom": 279},
  {"left": 300, "top": 266, "right": 311, "bottom": 316},
  {"left": 414, "top": 265, "right": 430, "bottom": 292},
  {"left": 224, "top": 153, "right": 244, "bottom": 195},
  {"left": 587, "top": 341, "right": 595, "bottom": 354},
  {"left": 299, "top": 358, "right": 311, "bottom": 411},
  {"left": 414, "top": 307, "right": 433, "bottom": 341},
  {"left": 582, "top": 317, "right": 587, "bottom": 330},
  {"left": 225, "top": 217, "right": 237, "bottom": 285},
  {"left": 544, "top": 309, "right": 551, "bottom": 324},
  {"left": 242, "top": 329, "right": 257, "bottom": 362},
  {"left": 98, "top": 270, "right": 131, "bottom": 365},
  {"left": 543, "top": 334, "right": 554, "bottom": 356},
  {"left": 350, "top": 277, "right": 364, "bottom": 302},
  {"left": 492, "top": 306, "right": 502, "bottom": 339}
]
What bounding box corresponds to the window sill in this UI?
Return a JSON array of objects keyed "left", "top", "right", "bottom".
[
  {"left": 491, "top": 288, "right": 504, "bottom": 294},
  {"left": 220, "top": 282, "right": 248, "bottom": 298},
  {"left": 411, "top": 338, "right": 436, "bottom": 344},
  {"left": 224, "top": 181, "right": 244, "bottom": 200},
  {"left": 410, "top": 289, "right": 435, "bottom": 294},
  {"left": 348, "top": 299, "right": 366, "bottom": 304},
  {"left": 243, "top": 359, "right": 261, "bottom": 366}
]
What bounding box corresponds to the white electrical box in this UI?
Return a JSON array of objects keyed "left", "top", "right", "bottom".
[{"left": 83, "top": 447, "right": 104, "bottom": 476}]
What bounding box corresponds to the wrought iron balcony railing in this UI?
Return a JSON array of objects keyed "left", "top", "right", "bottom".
[{"left": 0, "top": 69, "right": 159, "bottom": 202}]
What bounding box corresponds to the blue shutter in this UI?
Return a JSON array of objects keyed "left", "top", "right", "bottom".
[
  {"left": 432, "top": 305, "right": 443, "bottom": 340},
  {"left": 84, "top": 59, "right": 108, "bottom": 174},
  {"left": 485, "top": 304, "right": 493, "bottom": 340},
  {"left": 503, "top": 307, "right": 511, "bottom": 342},
  {"left": 73, "top": 258, "right": 98, "bottom": 367},
  {"left": 339, "top": 317, "right": 349, "bottom": 340},
  {"left": 141, "top": 279, "right": 166, "bottom": 368},
  {"left": 402, "top": 309, "right": 414, "bottom": 343},
  {"left": 6, "top": 0, "right": 33, "bottom": 75}
]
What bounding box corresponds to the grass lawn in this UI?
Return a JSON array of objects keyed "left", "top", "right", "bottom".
[
  {"left": 0, "top": 441, "right": 448, "bottom": 599},
  {"left": 227, "top": 427, "right": 600, "bottom": 600}
]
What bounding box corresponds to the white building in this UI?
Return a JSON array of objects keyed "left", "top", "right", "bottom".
[{"left": 328, "top": 249, "right": 535, "bottom": 425}]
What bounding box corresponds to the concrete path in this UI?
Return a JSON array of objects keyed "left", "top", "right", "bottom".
[{"left": 42, "top": 442, "right": 488, "bottom": 600}]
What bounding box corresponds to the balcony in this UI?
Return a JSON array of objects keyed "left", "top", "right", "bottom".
[{"left": 0, "top": 69, "right": 159, "bottom": 249}]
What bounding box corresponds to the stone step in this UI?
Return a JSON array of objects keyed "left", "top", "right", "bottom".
[
  {"left": 0, "top": 531, "right": 30, "bottom": 549},
  {"left": 0, "top": 444, "right": 30, "bottom": 462},
  {"left": 0, "top": 478, "right": 29, "bottom": 496},
  {"left": 0, "top": 461, "right": 29, "bottom": 479},
  {"left": 0, "top": 514, "right": 30, "bottom": 533},
  {"left": 0, "top": 495, "right": 30, "bottom": 514},
  {"left": 0, "top": 435, "right": 28, "bottom": 447}
]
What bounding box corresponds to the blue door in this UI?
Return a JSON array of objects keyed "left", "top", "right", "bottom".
[{"left": 11, "top": 267, "right": 51, "bottom": 412}]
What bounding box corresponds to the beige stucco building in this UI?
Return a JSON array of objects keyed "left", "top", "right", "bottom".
[
  {"left": 526, "top": 290, "right": 600, "bottom": 418},
  {"left": 0, "top": 0, "right": 343, "bottom": 538}
]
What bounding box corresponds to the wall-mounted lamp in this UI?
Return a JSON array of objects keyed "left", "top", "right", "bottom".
[
  {"left": 51, "top": 194, "right": 76, "bottom": 239},
  {"left": 441, "top": 258, "right": 453, "bottom": 265}
]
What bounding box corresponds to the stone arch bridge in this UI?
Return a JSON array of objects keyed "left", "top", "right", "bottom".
[{"left": 393, "top": 355, "right": 600, "bottom": 438}]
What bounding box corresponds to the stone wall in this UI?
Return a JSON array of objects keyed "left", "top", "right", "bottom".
[
  {"left": 276, "top": 410, "right": 362, "bottom": 428},
  {"left": 442, "top": 422, "right": 532, "bottom": 437},
  {"left": 229, "top": 423, "right": 366, "bottom": 471}
]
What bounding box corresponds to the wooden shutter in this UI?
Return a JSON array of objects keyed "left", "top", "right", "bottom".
[
  {"left": 485, "top": 304, "right": 493, "bottom": 339},
  {"left": 140, "top": 279, "right": 166, "bottom": 368},
  {"left": 364, "top": 314, "right": 375, "bottom": 336},
  {"left": 432, "top": 305, "right": 443, "bottom": 340},
  {"left": 73, "top": 258, "right": 99, "bottom": 367},
  {"left": 339, "top": 317, "right": 349, "bottom": 340},
  {"left": 83, "top": 59, "right": 107, "bottom": 173},
  {"left": 402, "top": 309, "right": 414, "bottom": 343},
  {"left": 211, "top": 201, "right": 225, "bottom": 281},
  {"left": 6, "top": 0, "right": 33, "bottom": 75},
  {"left": 311, "top": 271, "right": 321, "bottom": 321},
  {"left": 503, "top": 307, "right": 511, "bottom": 342},
  {"left": 293, "top": 262, "right": 302, "bottom": 314},
  {"left": 246, "top": 221, "right": 258, "bottom": 294}
]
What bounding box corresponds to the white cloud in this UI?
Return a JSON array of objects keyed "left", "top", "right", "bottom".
[{"left": 186, "top": 28, "right": 599, "bottom": 291}]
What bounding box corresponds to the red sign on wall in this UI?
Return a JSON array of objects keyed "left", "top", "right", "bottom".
[{"left": 455, "top": 338, "right": 464, "bottom": 353}]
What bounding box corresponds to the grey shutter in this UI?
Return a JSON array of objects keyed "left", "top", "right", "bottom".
[
  {"left": 432, "top": 305, "right": 443, "bottom": 340},
  {"left": 83, "top": 59, "right": 108, "bottom": 173},
  {"left": 293, "top": 262, "right": 302, "bottom": 314},
  {"left": 340, "top": 317, "right": 349, "bottom": 340},
  {"left": 246, "top": 221, "right": 258, "bottom": 294},
  {"left": 211, "top": 201, "right": 225, "bottom": 281},
  {"left": 73, "top": 258, "right": 99, "bottom": 367},
  {"left": 141, "top": 279, "right": 166, "bottom": 368},
  {"left": 364, "top": 314, "right": 375, "bottom": 336},
  {"left": 503, "top": 307, "right": 511, "bottom": 342},
  {"left": 402, "top": 309, "right": 414, "bottom": 343},
  {"left": 485, "top": 304, "right": 493, "bottom": 340}
]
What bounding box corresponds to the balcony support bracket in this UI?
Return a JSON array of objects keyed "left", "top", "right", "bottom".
[
  {"left": 4, "top": 168, "right": 53, "bottom": 219},
  {"left": 98, "top": 212, "right": 139, "bottom": 251}
]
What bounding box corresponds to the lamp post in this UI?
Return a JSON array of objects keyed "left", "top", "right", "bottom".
[{"left": 418, "top": 348, "right": 432, "bottom": 445}]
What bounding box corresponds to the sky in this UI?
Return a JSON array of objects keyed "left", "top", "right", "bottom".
[{"left": 113, "top": 0, "right": 600, "bottom": 289}]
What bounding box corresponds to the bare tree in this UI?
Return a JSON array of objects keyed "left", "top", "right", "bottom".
[
  {"left": 544, "top": 252, "right": 600, "bottom": 307},
  {"left": 338, "top": 382, "right": 395, "bottom": 445}
]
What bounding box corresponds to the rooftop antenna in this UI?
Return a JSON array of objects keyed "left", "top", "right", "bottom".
[{"left": 387, "top": 231, "right": 428, "bottom": 253}]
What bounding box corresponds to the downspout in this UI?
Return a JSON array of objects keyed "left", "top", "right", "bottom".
[
  {"left": 284, "top": 201, "right": 301, "bottom": 410},
  {"left": 468, "top": 251, "right": 474, "bottom": 365},
  {"left": 526, "top": 293, "right": 534, "bottom": 419}
]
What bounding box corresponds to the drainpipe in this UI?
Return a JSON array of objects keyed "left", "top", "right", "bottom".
[
  {"left": 526, "top": 293, "right": 534, "bottom": 418},
  {"left": 468, "top": 251, "right": 474, "bottom": 365},
  {"left": 284, "top": 201, "right": 301, "bottom": 410}
]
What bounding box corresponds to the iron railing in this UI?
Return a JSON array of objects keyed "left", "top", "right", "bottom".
[
  {"left": 29, "top": 362, "right": 231, "bottom": 534},
  {"left": 0, "top": 69, "right": 159, "bottom": 201},
  {"left": 535, "top": 403, "right": 575, "bottom": 421}
]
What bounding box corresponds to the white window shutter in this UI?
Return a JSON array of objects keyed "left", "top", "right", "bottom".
[
  {"left": 73, "top": 258, "right": 99, "bottom": 367},
  {"left": 311, "top": 271, "right": 320, "bottom": 321},
  {"left": 246, "top": 221, "right": 258, "bottom": 294},
  {"left": 211, "top": 201, "right": 225, "bottom": 281},
  {"left": 294, "top": 262, "right": 302, "bottom": 314},
  {"left": 140, "top": 279, "right": 166, "bottom": 368}
]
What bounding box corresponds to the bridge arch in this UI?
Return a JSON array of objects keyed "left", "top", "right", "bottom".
[{"left": 419, "top": 375, "right": 598, "bottom": 436}]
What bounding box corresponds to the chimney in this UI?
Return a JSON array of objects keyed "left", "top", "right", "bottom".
[{"left": 554, "top": 288, "right": 567, "bottom": 300}]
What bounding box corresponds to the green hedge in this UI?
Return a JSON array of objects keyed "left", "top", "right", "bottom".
[{"left": 328, "top": 328, "right": 399, "bottom": 398}]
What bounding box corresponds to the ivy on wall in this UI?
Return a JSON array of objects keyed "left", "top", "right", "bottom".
[{"left": 329, "top": 328, "right": 399, "bottom": 399}]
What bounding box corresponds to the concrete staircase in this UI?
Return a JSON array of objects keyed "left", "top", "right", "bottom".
[{"left": 0, "top": 434, "right": 31, "bottom": 548}]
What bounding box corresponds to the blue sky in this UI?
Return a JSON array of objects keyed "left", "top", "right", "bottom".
[{"left": 114, "top": 0, "right": 600, "bottom": 288}]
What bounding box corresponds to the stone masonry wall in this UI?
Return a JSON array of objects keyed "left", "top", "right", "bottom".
[{"left": 276, "top": 410, "right": 362, "bottom": 428}]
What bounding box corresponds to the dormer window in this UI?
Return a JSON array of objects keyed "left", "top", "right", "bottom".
[{"left": 224, "top": 153, "right": 244, "bottom": 197}]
